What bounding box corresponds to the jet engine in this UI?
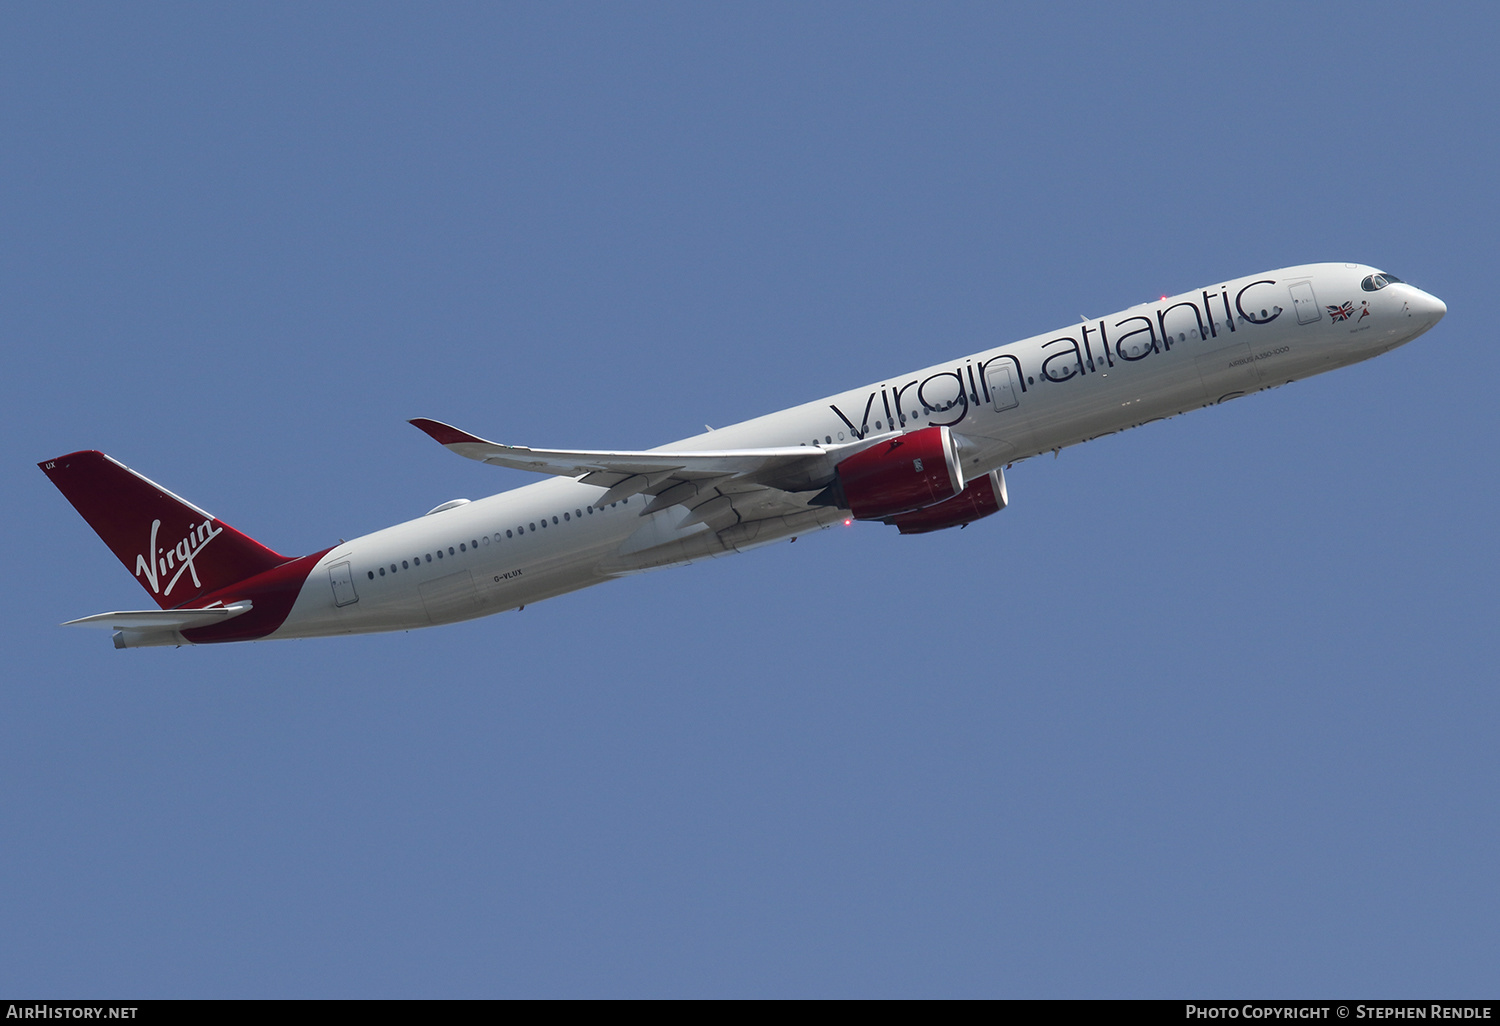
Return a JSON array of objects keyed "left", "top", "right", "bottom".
[
  {"left": 883, "top": 468, "right": 1007, "bottom": 534},
  {"left": 833, "top": 425, "right": 965, "bottom": 520}
]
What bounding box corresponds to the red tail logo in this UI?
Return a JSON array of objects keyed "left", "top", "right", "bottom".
[
  {"left": 134, "top": 517, "right": 224, "bottom": 598},
  {"left": 40, "top": 451, "right": 288, "bottom": 608}
]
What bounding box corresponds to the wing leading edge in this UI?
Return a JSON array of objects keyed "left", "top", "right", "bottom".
[{"left": 409, "top": 417, "right": 856, "bottom": 529}]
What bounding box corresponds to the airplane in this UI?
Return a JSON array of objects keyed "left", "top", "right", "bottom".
[{"left": 40, "top": 263, "right": 1445, "bottom": 649}]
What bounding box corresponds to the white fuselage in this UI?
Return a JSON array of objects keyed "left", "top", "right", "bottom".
[{"left": 272, "top": 263, "right": 1445, "bottom": 640}]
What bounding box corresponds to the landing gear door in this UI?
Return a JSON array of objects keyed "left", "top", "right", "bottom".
[
  {"left": 328, "top": 561, "right": 359, "bottom": 607},
  {"left": 1288, "top": 281, "right": 1322, "bottom": 325}
]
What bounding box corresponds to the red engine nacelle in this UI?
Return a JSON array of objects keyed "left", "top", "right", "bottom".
[
  {"left": 884, "top": 468, "right": 1007, "bottom": 534},
  {"left": 835, "top": 425, "right": 965, "bottom": 521}
]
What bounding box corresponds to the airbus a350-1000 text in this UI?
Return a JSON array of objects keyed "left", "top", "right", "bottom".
[{"left": 41, "top": 263, "right": 1445, "bottom": 648}]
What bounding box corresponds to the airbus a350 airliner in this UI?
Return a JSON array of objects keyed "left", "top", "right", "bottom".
[{"left": 42, "top": 263, "right": 1445, "bottom": 649}]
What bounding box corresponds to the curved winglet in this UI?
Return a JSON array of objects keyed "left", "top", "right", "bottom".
[{"left": 410, "top": 418, "right": 486, "bottom": 446}]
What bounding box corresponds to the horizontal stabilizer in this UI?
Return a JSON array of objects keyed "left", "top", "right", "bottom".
[{"left": 62, "top": 602, "right": 253, "bottom": 630}]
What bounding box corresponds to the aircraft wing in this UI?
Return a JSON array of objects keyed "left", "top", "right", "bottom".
[{"left": 410, "top": 418, "right": 855, "bottom": 528}]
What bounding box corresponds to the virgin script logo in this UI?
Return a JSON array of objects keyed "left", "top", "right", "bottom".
[{"left": 135, "top": 518, "right": 222, "bottom": 597}]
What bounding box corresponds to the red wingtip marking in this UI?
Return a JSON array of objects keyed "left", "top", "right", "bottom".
[{"left": 409, "top": 418, "right": 486, "bottom": 446}]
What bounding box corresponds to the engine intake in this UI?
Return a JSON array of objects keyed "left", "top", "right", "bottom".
[{"left": 834, "top": 425, "right": 965, "bottom": 521}]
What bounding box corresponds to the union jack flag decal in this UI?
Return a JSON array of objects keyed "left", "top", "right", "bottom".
[{"left": 1327, "top": 301, "right": 1354, "bottom": 322}]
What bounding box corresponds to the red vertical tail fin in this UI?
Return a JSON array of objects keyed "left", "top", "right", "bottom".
[{"left": 40, "top": 450, "right": 289, "bottom": 609}]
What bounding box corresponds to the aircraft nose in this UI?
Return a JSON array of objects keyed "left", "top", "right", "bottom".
[{"left": 1412, "top": 288, "right": 1447, "bottom": 325}]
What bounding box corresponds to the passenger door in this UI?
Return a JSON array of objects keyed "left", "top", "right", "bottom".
[
  {"left": 1288, "top": 281, "right": 1322, "bottom": 325},
  {"left": 328, "top": 561, "right": 359, "bottom": 607}
]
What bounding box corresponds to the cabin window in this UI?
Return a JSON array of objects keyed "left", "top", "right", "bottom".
[
  {"left": 402, "top": 560, "right": 409, "bottom": 569},
  {"left": 575, "top": 509, "right": 582, "bottom": 517},
  {"left": 507, "top": 529, "right": 513, "bottom": 538},
  {"left": 448, "top": 547, "right": 455, "bottom": 556},
  {"left": 368, "top": 571, "right": 374, "bottom": 580},
  {"left": 529, "top": 523, "right": 536, "bottom": 531},
  {"left": 551, "top": 516, "right": 558, "bottom": 525},
  {"left": 390, "top": 564, "right": 397, "bottom": 574},
  {"left": 379, "top": 567, "right": 385, "bottom": 576}
]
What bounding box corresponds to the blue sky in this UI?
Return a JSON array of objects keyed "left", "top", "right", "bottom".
[{"left": 3, "top": 2, "right": 1497, "bottom": 997}]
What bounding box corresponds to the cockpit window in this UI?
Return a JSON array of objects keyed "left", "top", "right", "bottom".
[{"left": 1361, "top": 272, "right": 1405, "bottom": 291}]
